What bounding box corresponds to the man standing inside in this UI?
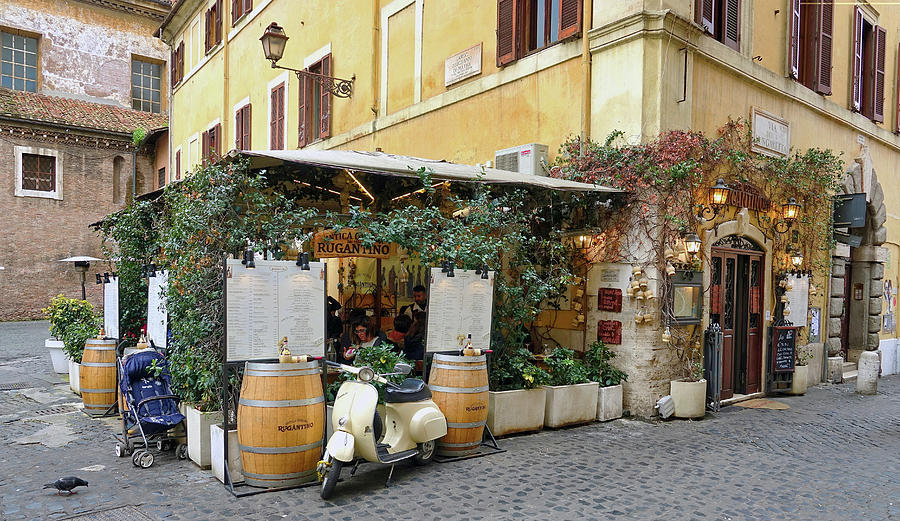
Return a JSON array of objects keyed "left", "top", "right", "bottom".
[{"left": 403, "top": 285, "right": 428, "bottom": 318}]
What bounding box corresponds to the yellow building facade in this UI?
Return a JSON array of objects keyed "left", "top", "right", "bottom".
[{"left": 159, "top": 0, "right": 900, "bottom": 415}]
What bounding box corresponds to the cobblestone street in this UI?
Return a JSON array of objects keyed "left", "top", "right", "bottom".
[{"left": 1, "top": 320, "right": 898, "bottom": 521}]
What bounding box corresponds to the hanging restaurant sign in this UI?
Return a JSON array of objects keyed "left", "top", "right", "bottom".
[{"left": 312, "top": 229, "right": 398, "bottom": 259}]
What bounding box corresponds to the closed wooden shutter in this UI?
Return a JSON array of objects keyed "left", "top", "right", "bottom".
[
  {"left": 175, "top": 150, "right": 181, "bottom": 180},
  {"left": 298, "top": 74, "right": 308, "bottom": 147},
  {"left": 873, "top": 25, "right": 886, "bottom": 122},
  {"left": 851, "top": 7, "right": 863, "bottom": 111},
  {"left": 170, "top": 49, "right": 176, "bottom": 87},
  {"left": 270, "top": 84, "right": 284, "bottom": 149},
  {"left": 558, "top": 0, "right": 582, "bottom": 40},
  {"left": 788, "top": 0, "right": 800, "bottom": 79},
  {"left": 213, "top": 123, "right": 222, "bottom": 157},
  {"left": 320, "top": 55, "right": 331, "bottom": 139},
  {"left": 232, "top": 0, "right": 240, "bottom": 26},
  {"left": 215, "top": 0, "right": 223, "bottom": 44},
  {"left": 496, "top": 0, "right": 517, "bottom": 66},
  {"left": 204, "top": 8, "right": 212, "bottom": 53},
  {"left": 201, "top": 131, "right": 209, "bottom": 164},
  {"left": 723, "top": 0, "right": 740, "bottom": 50},
  {"left": 697, "top": 0, "right": 715, "bottom": 35},
  {"left": 235, "top": 108, "right": 242, "bottom": 149},
  {"left": 243, "top": 0, "right": 252, "bottom": 18},
  {"left": 814, "top": 0, "right": 833, "bottom": 95},
  {"left": 177, "top": 42, "right": 184, "bottom": 84}
]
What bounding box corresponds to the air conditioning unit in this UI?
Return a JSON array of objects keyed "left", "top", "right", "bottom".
[{"left": 494, "top": 143, "right": 549, "bottom": 176}]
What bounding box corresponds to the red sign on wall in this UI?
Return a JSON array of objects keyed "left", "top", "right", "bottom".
[
  {"left": 598, "top": 288, "right": 623, "bottom": 312},
  {"left": 597, "top": 320, "right": 622, "bottom": 345}
]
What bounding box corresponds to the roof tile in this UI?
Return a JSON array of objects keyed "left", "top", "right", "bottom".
[{"left": 0, "top": 88, "right": 167, "bottom": 135}]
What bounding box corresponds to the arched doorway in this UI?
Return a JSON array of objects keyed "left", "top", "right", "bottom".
[{"left": 710, "top": 235, "right": 765, "bottom": 399}]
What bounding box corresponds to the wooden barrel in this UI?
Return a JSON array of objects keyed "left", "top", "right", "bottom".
[
  {"left": 80, "top": 339, "right": 118, "bottom": 416},
  {"left": 428, "top": 354, "right": 489, "bottom": 457},
  {"left": 237, "top": 361, "right": 325, "bottom": 488}
]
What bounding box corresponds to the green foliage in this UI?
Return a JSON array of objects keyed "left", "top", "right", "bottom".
[
  {"left": 583, "top": 341, "right": 628, "bottom": 387},
  {"left": 98, "top": 200, "right": 159, "bottom": 345},
  {"left": 326, "top": 343, "right": 410, "bottom": 403},
  {"left": 157, "top": 158, "right": 316, "bottom": 411},
  {"left": 544, "top": 347, "right": 591, "bottom": 386},
  {"left": 489, "top": 346, "right": 550, "bottom": 391},
  {"left": 42, "top": 295, "right": 101, "bottom": 364},
  {"left": 132, "top": 127, "right": 147, "bottom": 147}
]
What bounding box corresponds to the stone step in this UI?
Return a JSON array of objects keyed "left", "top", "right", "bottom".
[
  {"left": 842, "top": 361, "right": 857, "bottom": 372},
  {"left": 843, "top": 370, "right": 858, "bottom": 383}
]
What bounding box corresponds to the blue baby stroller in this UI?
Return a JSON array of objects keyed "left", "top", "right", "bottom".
[{"left": 114, "top": 349, "right": 187, "bottom": 468}]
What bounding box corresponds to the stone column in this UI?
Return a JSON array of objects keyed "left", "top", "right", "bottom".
[{"left": 826, "top": 257, "right": 845, "bottom": 382}]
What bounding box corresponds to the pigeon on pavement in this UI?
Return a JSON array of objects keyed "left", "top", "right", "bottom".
[{"left": 43, "top": 476, "right": 88, "bottom": 495}]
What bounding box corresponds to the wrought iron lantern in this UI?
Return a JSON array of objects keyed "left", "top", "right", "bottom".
[
  {"left": 260, "top": 22, "right": 289, "bottom": 64},
  {"left": 790, "top": 249, "right": 804, "bottom": 268},
  {"left": 773, "top": 197, "right": 802, "bottom": 234},
  {"left": 683, "top": 233, "right": 702, "bottom": 255},
  {"left": 699, "top": 178, "right": 730, "bottom": 220},
  {"left": 259, "top": 22, "right": 354, "bottom": 98}
]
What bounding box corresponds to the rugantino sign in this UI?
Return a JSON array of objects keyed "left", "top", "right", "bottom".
[{"left": 312, "top": 229, "right": 397, "bottom": 259}]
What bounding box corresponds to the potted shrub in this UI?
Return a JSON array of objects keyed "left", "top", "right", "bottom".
[
  {"left": 42, "top": 295, "right": 100, "bottom": 380},
  {"left": 584, "top": 341, "right": 628, "bottom": 422},
  {"left": 168, "top": 346, "right": 222, "bottom": 470},
  {"left": 542, "top": 348, "right": 598, "bottom": 428},
  {"left": 487, "top": 346, "right": 550, "bottom": 436},
  {"left": 790, "top": 344, "right": 813, "bottom": 395}
]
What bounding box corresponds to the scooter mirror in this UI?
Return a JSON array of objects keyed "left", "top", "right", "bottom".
[{"left": 394, "top": 362, "right": 412, "bottom": 375}]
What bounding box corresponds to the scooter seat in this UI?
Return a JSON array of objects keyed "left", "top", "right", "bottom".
[{"left": 384, "top": 378, "right": 432, "bottom": 403}]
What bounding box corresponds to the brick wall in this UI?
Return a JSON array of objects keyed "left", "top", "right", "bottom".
[{"left": 0, "top": 131, "right": 154, "bottom": 321}]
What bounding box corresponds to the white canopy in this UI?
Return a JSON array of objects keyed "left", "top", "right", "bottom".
[{"left": 238, "top": 149, "right": 619, "bottom": 193}]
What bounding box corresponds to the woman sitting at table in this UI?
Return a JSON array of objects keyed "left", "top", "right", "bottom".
[{"left": 341, "top": 317, "right": 384, "bottom": 363}]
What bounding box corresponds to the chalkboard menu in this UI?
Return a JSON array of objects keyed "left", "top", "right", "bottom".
[
  {"left": 771, "top": 326, "right": 797, "bottom": 373},
  {"left": 598, "top": 288, "right": 623, "bottom": 312}
]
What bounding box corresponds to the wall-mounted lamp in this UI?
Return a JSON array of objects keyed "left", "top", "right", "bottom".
[
  {"left": 242, "top": 249, "right": 255, "bottom": 269},
  {"left": 683, "top": 233, "right": 702, "bottom": 255},
  {"left": 103, "top": 272, "right": 111, "bottom": 284},
  {"left": 148, "top": 263, "right": 158, "bottom": 277},
  {"left": 260, "top": 22, "right": 354, "bottom": 98},
  {"left": 563, "top": 229, "right": 598, "bottom": 252},
  {"left": 772, "top": 197, "right": 803, "bottom": 235},
  {"left": 96, "top": 273, "right": 103, "bottom": 285},
  {"left": 789, "top": 249, "right": 804, "bottom": 268},
  {"left": 447, "top": 261, "right": 455, "bottom": 278},
  {"left": 297, "top": 252, "right": 310, "bottom": 270},
  {"left": 480, "top": 263, "right": 489, "bottom": 280},
  {"left": 699, "top": 178, "right": 731, "bottom": 221}
]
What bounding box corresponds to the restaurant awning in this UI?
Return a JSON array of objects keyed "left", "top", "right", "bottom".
[{"left": 238, "top": 149, "right": 620, "bottom": 193}]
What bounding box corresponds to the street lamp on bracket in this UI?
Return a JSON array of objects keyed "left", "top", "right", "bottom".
[
  {"left": 698, "top": 178, "right": 731, "bottom": 221},
  {"left": 260, "top": 22, "right": 354, "bottom": 99}
]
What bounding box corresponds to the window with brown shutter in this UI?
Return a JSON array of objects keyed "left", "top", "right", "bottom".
[
  {"left": 694, "top": 0, "right": 741, "bottom": 51},
  {"left": 789, "top": 0, "right": 832, "bottom": 95},
  {"left": 201, "top": 130, "right": 210, "bottom": 164},
  {"left": 496, "top": 0, "right": 582, "bottom": 67},
  {"left": 270, "top": 83, "right": 285, "bottom": 149},
  {"left": 298, "top": 55, "right": 333, "bottom": 147},
  {"left": 176, "top": 41, "right": 184, "bottom": 85},
  {"left": 854, "top": 11, "right": 884, "bottom": 122},
  {"left": 232, "top": 0, "right": 252, "bottom": 26},
  {"left": 158, "top": 167, "right": 166, "bottom": 189},
  {"left": 212, "top": 123, "right": 221, "bottom": 157},
  {"left": 215, "top": 0, "right": 223, "bottom": 45},
  {"left": 175, "top": 150, "right": 181, "bottom": 180},
  {"left": 204, "top": 8, "right": 212, "bottom": 53},
  {"left": 21, "top": 153, "right": 55, "bottom": 192},
  {"left": 205, "top": 0, "right": 222, "bottom": 53},
  {"left": 873, "top": 25, "right": 886, "bottom": 123},
  {"left": 235, "top": 104, "right": 251, "bottom": 150},
  {"left": 851, "top": 7, "right": 863, "bottom": 112}
]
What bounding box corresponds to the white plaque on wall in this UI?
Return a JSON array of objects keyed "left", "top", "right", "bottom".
[
  {"left": 445, "top": 43, "right": 482, "bottom": 87},
  {"left": 426, "top": 268, "right": 494, "bottom": 352},
  {"left": 751, "top": 107, "right": 790, "bottom": 158},
  {"left": 147, "top": 270, "right": 168, "bottom": 349},
  {"left": 103, "top": 275, "right": 119, "bottom": 339},
  {"left": 225, "top": 259, "right": 327, "bottom": 361}
]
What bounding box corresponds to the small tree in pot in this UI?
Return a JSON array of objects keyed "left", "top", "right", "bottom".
[
  {"left": 42, "top": 295, "right": 101, "bottom": 365},
  {"left": 584, "top": 341, "right": 627, "bottom": 421}
]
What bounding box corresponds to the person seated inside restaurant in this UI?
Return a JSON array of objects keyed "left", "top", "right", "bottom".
[
  {"left": 386, "top": 314, "right": 412, "bottom": 354},
  {"left": 402, "top": 310, "right": 425, "bottom": 362},
  {"left": 339, "top": 317, "right": 384, "bottom": 364}
]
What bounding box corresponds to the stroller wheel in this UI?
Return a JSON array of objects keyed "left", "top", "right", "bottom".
[
  {"left": 138, "top": 451, "right": 154, "bottom": 469},
  {"left": 176, "top": 443, "right": 188, "bottom": 460},
  {"left": 132, "top": 449, "right": 144, "bottom": 467},
  {"left": 115, "top": 443, "right": 130, "bottom": 458},
  {"left": 156, "top": 440, "right": 165, "bottom": 451}
]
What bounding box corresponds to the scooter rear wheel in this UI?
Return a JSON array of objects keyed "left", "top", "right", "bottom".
[
  {"left": 413, "top": 440, "right": 436, "bottom": 465},
  {"left": 320, "top": 457, "right": 343, "bottom": 500}
]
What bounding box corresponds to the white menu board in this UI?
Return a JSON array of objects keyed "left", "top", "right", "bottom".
[
  {"left": 147, "top": 270, "right": 168, "bottom": 349},
  {"left": 426, "top": 268, "right": 494, "bottom": 352},
  {"left": 785, "top": 273, "right": 809, "bottom": 327},
  {"left": 225, "top": 259, "right": 326, "bottom": 361},
  {"left": 103, "top": 275, "right": 119, "bottom": 339}
]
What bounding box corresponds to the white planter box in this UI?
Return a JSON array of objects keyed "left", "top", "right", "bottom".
[
  {"left": 46, "top": 339, "right": 67, "bottom": 374},
  {"left": 543, "top": 382, "right": 599, "bottom": 428},
  {"left": 596, "top": 384, "right": 623, "bottom": 422},
  {"left": 670, "top": 379, "right": 707, "bottom": 419},
  {"left": 487, "top": 388, "right": 546, "bottom": 437},
  {"left": 68, "top": 359, "right": 81, "bottom": 395},
  {"left": 186, "top": 406, "right": 223, "bottom": 469},
  {"left": 211, "top": 424, "right": 242, "bottom": 484},
  {"left": 789, "top": 365, "right": 808, "bottom": 395}
]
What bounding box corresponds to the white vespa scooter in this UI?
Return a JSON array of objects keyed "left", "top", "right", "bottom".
[{"left": 318, "top": 361, "right": 447, "bottom": 499}]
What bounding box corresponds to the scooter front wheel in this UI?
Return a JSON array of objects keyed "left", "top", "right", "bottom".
[{"left": 320, "top": 457, "right": 343, "bottom": 500}]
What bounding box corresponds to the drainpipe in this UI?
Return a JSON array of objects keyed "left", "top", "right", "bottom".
[
  {"left": 372, "top": 0, "right": 380, "bottom": 147},
  {"left": 132, "top": 149, "right": 137, "bottom": 203},
  {"left": 580, "top": 0, "right": 592, "bottom": 157}
]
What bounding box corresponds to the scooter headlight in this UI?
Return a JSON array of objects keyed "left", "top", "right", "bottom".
[{"left": 358, "top": 366, "right": 375, "bottom": 382}]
